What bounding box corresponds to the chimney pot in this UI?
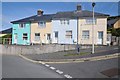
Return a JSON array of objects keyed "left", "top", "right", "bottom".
[
  {"left": 37, "top": 9, "right": 43, "bottom": 16},
  {"left": 77, "top": 4, "right": 82, "bottom": 11}
]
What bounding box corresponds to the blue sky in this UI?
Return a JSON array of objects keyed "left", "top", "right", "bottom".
[{"left": 1, "top": 2, "right": 119, "bottom": 31}]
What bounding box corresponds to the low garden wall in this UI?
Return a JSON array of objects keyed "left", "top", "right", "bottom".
[
  {"left": 1, "top": 44, "right": 99, "bottom": 55},
  {"left": 0, "top": 44, "right": 77, "bottom": 55}
]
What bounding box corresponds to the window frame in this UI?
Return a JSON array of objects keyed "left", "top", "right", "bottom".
[
  {"left": 23, "top": 33, "right": 28, "bottom": 40},
  {"left": 82, "top": 30, "right": 90, "bottom": 40},
  {"left": 34, "top": 33, "right": 40, "bottom": 41},
  {"left": 65, "top": 30, "right": 72, "bottom": 39},
  {"left": 60, "top": 19, "right": 70, "bottom": 25},
  {"left": 38, "top": 21, "right": 46, "bottom": 28},
  {"left": 19, "top": 23, "right": 25, "bottom": 28},
  {"left": 85, "top": 18, "right": 97, "bottom": 25}
]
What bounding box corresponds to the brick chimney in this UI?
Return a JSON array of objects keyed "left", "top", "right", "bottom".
[
  {"left": 77, "top": 4, "right": 82, "bottom": 11},
  {"left": 37, "top": 9, "right": 43, "bottom": 16}
]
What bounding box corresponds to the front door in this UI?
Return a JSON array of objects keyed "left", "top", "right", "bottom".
[
  {"left": 97, "top": 31, "right": 103, "bottom": 45},
  {"left": 14, "top": 33, "right": 17, "bottom": 44},
  {"left": 54, "top": 31, "right": 58, "bottom": 43},
  {"left": 46, "top": 34, "right": 51, "bottom": 44}
]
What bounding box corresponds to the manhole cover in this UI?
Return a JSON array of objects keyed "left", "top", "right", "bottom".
[{"left": 101, "top": 68, "right": 120, "bottom": 77}]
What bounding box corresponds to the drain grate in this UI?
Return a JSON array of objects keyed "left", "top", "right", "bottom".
[{"left": 101, "top": 68, "right": 120, "bottom": 77}]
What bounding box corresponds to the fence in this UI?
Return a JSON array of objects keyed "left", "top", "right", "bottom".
[{"left": 0, "top": 38, "right": 12, "bottom": 44}]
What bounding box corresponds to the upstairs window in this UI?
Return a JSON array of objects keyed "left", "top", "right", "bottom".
[
  {"left": 19, "top": 23, "right": 25, "bottom": 28},
  {"left": 66, "top": 30, "right": 72, "bottom": 38},
  {"left": 38, "top": 21, "right": 46, "bottom": 28},
  {"left": 85, "top": 18, "right": 96, "bottom": 25},
  {"left": 60, "top": 19, "right": 69, "bottom": 25},
  {"left": 23, "top": 33, "right": 28, "bottom": 40},
  {"left": 35, "top": 33, "right": 40, "bottom": 41},
  {"left": 82, "top": 30, "right": 89, "bottom": 40}
]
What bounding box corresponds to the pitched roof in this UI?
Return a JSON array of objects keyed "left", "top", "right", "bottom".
[
  {"left": 0, "top": 28, "right": 12, "bottom": 34},
  {"left": 53, "top": 10, "right": 109, "bottom": 19},
  {"left": 11, "top": 10, "right": 109, "bottom": 23},
  {"left": 11, "top": 14, "right": 55, "bottom": 23},
  {"left": 107, "top": 18, "right": 119, "bottom": 26}
]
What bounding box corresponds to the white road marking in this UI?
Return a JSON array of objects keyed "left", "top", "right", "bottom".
[
  {"left": 45, "top": 64, "right": 50, "bottom": 67},
  {"left": 64, "top": 74, "right": 72, "bottom": 78},
  {"left": 50, "top": 67, "right": 56, "bottom": 70},
  {"left": 56, "top": 70, "right": 63, "bottom": 74}
]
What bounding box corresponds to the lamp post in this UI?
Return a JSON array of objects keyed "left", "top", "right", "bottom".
[
  {"left": 77, "top": 17, "right": 80, "bottom": 53},
  {"left": 92, "top": 2, "right": 96, "bottom": 54}
]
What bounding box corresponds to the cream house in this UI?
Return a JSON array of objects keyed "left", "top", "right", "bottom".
[
  {"left": 78, "top": 18, "right": 107, "bottom": 45},
  {"left": 30, "top": 10, "right": 54, "bottom": 44}
]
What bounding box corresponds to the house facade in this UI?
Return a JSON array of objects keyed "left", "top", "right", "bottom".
[
  {"left": 114, "top": 19, "right": 120, "bottom": 29},
  {"left": 78, "top": 18, "right": 107, "bottom": 45},
  {"left": 51, "top": 5, "right": 108, "bottom": 45},
  {"left": 30, "top": 10, "right": 53, "bottom": 44},
  {"left": 11, "top": 10, "right": 53, "bottom": 45},
  {"left": 108, "top": 16, "right": 120, "bottom": 29},
  {"left": 52, "top": 19, "right": 77, "bottom": 44},
  {"left": 11, "top": 5, "right": 109, "bottom": 45},
  {"left": 12, "top": 22, "right": 31, "bottom": 45}
]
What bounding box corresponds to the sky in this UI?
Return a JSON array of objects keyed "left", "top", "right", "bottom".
[{"left": 1, "top": 2, "right": 119, "bottom": 31}]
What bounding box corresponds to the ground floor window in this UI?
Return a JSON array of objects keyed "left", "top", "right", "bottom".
[
  {"left": 82, "top": 30, "right": 89, "bottom": 39},
  {"left": 35, "top": 33, "right": 40, "bottom": 41},
  {"left": 66, "top": 30, "right": 72, "bottom": 38},
  {"left": 23, "top": 33, "right": 28, "bottom": 40}
]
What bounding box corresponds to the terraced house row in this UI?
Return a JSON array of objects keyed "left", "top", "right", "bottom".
[{"left": 11, "top": 5, "right": 109, "bottom": 45}]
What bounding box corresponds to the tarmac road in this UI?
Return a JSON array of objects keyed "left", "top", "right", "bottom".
[{"left": 2, "top": 55, "right": 63, "bottom": 78}]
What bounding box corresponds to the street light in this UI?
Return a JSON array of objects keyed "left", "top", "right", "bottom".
[{"left": 92, "top": 2, "right": 96, "bottom": 54}]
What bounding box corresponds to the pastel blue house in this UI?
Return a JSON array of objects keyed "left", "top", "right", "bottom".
[
  {"left": 12, "top": 23, "right": 31, "bottom": 45},
  {"left": 52, "top": 19, "right": 77, "bottom": 44}
]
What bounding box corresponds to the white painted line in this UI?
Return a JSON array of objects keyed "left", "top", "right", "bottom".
[
  {"left": 56, "top": 70, "right": 63, "bottom": 74},
  {"left": 64, "top": 74, "right": 72, "bottom": 78},
  {"left": 45, "top": 64, "right": 50, "bottom": 67},
  {"left": 50, "top": 67, "right": 56, "bottom": 70}
]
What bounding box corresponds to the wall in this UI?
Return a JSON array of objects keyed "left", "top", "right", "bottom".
[
  {"left": 114, "top": 19, "right": 120, "bottom": 29},
  {"left": 0, "top": 44, "right": 77, "bottom": 55},
  {"left": 52, "top": 19, "right": 77, "bottom": 44},
  {"left": 0, "top": 34, "right": 7, "bottom": 37},
  {"left": 78, "top": 18, "right": 107, "bottom": 45},
  {"left": 12, "top": 23, "right": 31, "bottom": 45},
  {"left": 31, "top": 21, "right": 52, "bottom": 44}
]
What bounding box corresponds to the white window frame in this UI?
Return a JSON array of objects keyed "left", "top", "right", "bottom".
[
  {"left": 85, "top": 18, "right": 97, "bottom": 25},
  {"left": 19, "top": 23, "right": 25, "bottom": 28},
  {"left": 60, "top": 19, "right": 69, "bottom": 25},
  {"left": 38, "top": 21, "right": 46, "bottom": 28},
  {"left": 35, "top": 33, "right": 40, "bottom": 41},
  {"left": 66, "top": 30, "right": 72, "bottom": 39},
  {"left": 23, "top": 33, "right": 28, "bottom": 40},
  {"left": 82, "top": 30, "right": 89, "bottom": 40}
]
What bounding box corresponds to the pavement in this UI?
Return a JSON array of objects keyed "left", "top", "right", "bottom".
[{"left": 22, "top": 46, "right": 119, "bottom": 62}]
